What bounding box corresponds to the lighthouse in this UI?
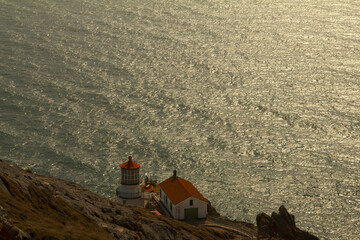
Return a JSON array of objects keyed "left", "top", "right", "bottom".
[{"left": 116, "top": 156, "right": 142, "bottom": 206}]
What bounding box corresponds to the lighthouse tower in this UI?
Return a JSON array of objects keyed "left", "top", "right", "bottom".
[{"left": 116, "top": 156, "right": 142, "bottom": 206}]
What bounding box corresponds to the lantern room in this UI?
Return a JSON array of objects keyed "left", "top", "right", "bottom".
[{"left": 120, "top": 156, "right": 141, "bottom": 185}]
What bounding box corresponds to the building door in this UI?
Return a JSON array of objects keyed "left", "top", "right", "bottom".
[{"left": 184, "top": 208, "right": 198, "bottom": 220}]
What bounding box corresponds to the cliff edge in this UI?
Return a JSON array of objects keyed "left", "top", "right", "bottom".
[
  {"left": 0, "top": 159, "right": 244, "bottom": 240},
  {"left": 0, "top": 159, "right": 318, "bottom": 240}
]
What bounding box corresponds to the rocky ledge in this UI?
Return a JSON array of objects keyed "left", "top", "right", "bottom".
[
  {"left": 256, "top": 206, "right": 319, "bottom": 240},
  {"left": 0, "top": 159, "right": 318, "bottom": 240}
]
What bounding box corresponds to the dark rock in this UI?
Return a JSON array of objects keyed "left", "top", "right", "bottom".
[
  {"left": 207, "top": 201, "right": 221, "bottom": 217},
  {"left": 115, "top": 208, "right": 122, "bottom": 215},
  {"left": 41, "top": 236, "right": 60, "bottom": 240},
  {"left": 256, "top": 205, "right": 319, "bottom": 240},
  {"left": 111, "top": 215, "right": 139, "bottom": 231},
  {"left": 140, "top": 217, "right": 179, "bottom": 240},
  {"left": 102, "top": 207, "right": 112, "bottom": 213},
  {"left": 0, "top": 206, "right": 31, "bottom": 240},
  {"left": 1, "top": 159, "right": 314, "bottom": 240},
  {"left": 256, "top": 212, "right": 275, "bottom": 239},
  {"left": 107, "top": 226, "right": 139, "bottom": 240}
]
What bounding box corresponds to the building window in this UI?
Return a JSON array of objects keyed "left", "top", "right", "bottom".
[{"left": 190, "top": 200, "right": 193, "bottom": 206}]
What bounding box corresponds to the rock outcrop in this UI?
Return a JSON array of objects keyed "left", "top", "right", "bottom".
[
  {"left": 0, "top": 159, "right": 238, "bottom": 240},
  {"left": 0, "top": 159, "right": 319, "bottom": 240},
  {"left": 0, "top": 205, "right": 30, "bottom": 240},
  {"left": 256, "top": 205, "right": 319, "bottom": 240}
]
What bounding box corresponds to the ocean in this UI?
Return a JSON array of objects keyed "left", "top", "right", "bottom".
[{"left": 1, "top": 0, "right": 360, "bottom": 239}]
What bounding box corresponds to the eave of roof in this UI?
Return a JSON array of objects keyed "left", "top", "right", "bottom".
[
  {"left": 120, "top": 156, "right": 140, "bottom": 169},
  {"left": 159, "top": 177, "right": 208, "bottom": 205},
  {"left": 120, "top": 161, "right": 140, "bottom": 169}
]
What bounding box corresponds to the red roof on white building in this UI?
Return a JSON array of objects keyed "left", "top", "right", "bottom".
[
  {"left": 159, "top": 174, "right": 208, "bottom": 205},
  {"left": 120, "top": 156, "right": 140, "bottom": 169}
]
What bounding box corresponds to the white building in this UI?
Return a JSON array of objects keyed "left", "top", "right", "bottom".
[
  {"left": 116, "top": 156, "right": 142, "bottom": 206},
  {"left": 158, "top": 170, "right": 208, "bottom": 220}
]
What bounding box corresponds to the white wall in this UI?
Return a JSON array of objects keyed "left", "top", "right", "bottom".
[
  {"left": 118, "top": 197, "right": 143, "bottom": 207},
  {"left": 119, "top": 184, "right": 141, "bottom": 198},
  {"left": 160, "top": 188, "right": 176, "bottom": 218},
  {"left": 175, "top": 196, "right": 207, "bottom": 219},
  {"left": 159, "top": 188, "right": 207, "bottom": 220}
]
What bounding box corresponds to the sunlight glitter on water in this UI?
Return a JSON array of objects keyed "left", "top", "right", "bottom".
[{"left": 1, "top": 0, "right": 360, "bottom": 239}]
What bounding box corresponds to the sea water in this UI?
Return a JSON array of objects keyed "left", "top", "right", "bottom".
[{"left": 1, "top": 0, "right": 360, "bottom": 239}]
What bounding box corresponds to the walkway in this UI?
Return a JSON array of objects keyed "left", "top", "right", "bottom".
[{"left": 151, "top": 193, "right": 172, "bottom": 218}]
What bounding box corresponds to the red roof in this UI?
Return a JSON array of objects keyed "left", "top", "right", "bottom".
[
  {"left": 120, "top": 156, "right": 140, "bottom": 169},
  {"left": 159, "top": 176, "right": 208, "bottom": 205}
]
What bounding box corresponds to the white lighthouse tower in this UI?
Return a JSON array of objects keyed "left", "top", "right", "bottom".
[{"left": 116, "top": 156, "right": 142, "bottom": 206}]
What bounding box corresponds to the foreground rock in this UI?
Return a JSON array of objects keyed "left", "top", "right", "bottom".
[
  {"left": 256, "top": 205, "right": 319, "bottom": 240},
  {"left": 0, "top": 205, "right": 31, "bottom": 240},
  {"left": 0, "top": 159, "right": 244, "bottom": 240},
  {"left": 0, "top": 159, "right": 319, "bottom": 240}
]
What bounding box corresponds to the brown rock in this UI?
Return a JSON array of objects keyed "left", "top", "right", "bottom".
[
  {"left": 256, "top": 212, "right": 275, "bottom": 239},
  {"left": 0, "top": 159, "right": 254, "bottom": 240},
  {"left": 0, "top": 206, "right": 30, "bottom": 240},
  {"left": 256, "top": 205, "right": 319, "bottom": 240}
]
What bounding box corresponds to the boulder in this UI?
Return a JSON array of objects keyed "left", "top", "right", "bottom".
[
  {"left": 256, "top": 205, "right": 319, "bottom": 240},
  {"left": 0, "top": 206, "right": 31, "bottom": 240}
]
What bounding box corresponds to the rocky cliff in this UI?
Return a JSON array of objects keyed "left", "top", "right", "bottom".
[
  {"left": 0, "top": 159, "right": 318, "bottom": 240},
  {"left": 256, "top": 206, "right": 319, "bottom": 240}
]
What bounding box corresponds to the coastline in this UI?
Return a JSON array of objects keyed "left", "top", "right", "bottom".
[{"left": 0, "top": 159, "right": 318, "bottom": 240}]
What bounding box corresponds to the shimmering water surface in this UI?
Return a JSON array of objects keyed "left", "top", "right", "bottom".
[{"left": 1, "top": 0, "right": 360, "bottom": 239}]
